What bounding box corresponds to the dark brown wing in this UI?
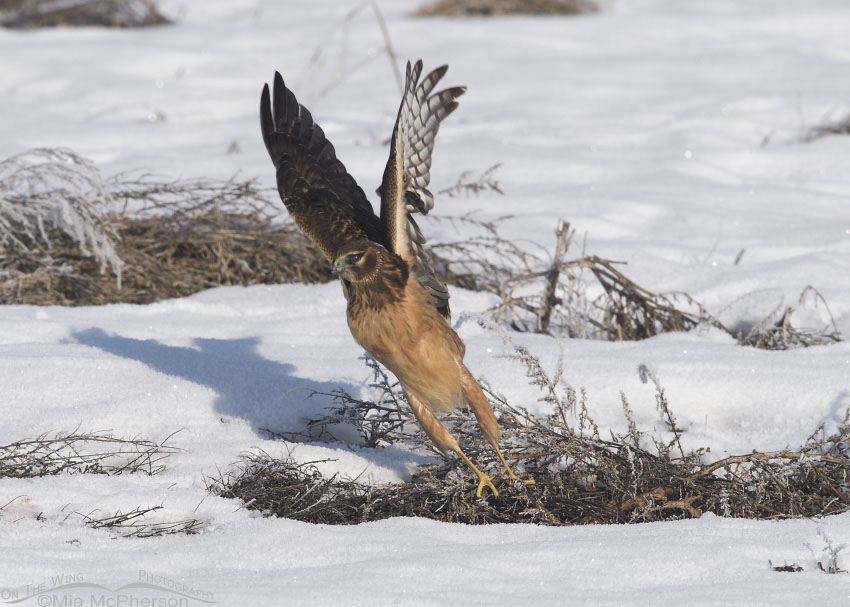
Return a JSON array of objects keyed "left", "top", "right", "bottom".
[
  {"left": 380, "top": 60, "right": 466, "bottom": 319},
  {"left": 260, "top": 72, "right": 385, "bottom": 261}
]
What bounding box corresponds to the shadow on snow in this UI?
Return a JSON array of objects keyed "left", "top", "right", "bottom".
[
  {"left": 70, "top": 327, "right": 354, "bottom": 436},
  {"left": 69, "top": 327, "right": 431, "bottom": 478}
]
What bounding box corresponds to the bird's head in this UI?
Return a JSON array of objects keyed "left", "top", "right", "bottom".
[{"left": 333, "top": 240, "right": 382, "bottom": 284}]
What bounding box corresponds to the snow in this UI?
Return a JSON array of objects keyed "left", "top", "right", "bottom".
[
  {"left": 2, "top": 0, "right": 850, "bottom": 605},
  {"left": 3, "top": 514, "right": 850, "bottom": 606}
]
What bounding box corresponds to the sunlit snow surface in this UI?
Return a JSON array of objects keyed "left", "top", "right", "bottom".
[{"left": 1, "top": 0, "right": 850, "bottom": 605}]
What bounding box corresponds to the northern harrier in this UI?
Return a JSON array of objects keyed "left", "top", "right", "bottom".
[{"left": 260, "top": 60, "right": 531, "bottom": 496}]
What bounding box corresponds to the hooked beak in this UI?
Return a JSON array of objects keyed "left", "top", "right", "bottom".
[{"left": 332, "top": 256, "right": 346, "bottom": 276}]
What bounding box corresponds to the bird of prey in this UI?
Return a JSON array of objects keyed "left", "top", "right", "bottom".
[{"left": 260, "top": 60, "right": 531, "bottom": 496}]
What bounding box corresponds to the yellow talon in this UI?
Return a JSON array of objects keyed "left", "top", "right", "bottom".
[
  {"left": 452, "top": 445, "right": 535, "bottom": 496},
  {"left": 454, "top": 447, "right": 499, "bottom": 497},
  {"left": 493, "top": 445, "right": 535, "bottom": 487},
  {"left": 473, "top": 471, "right": 499, "bottom": 498}
]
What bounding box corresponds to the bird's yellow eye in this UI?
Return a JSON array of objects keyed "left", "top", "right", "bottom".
[{"left": 348, "top": 253, "right": 362, "bottom": 263}]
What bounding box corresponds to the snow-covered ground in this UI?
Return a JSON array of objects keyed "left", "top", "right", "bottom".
[{"left": 2, "top": 0, "right": 850, "bottom": 605}]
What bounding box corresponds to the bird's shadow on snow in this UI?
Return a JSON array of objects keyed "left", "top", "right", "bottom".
[
  {"left": 70, "top": 327, "right": 347, "bottom": 434},
  {"left": 69, "top": 327, "right": 426, "bottom": 478}
]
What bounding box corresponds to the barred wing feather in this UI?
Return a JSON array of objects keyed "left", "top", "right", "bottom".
[{"left": 380, "top": 60, "right": 466, "bottom": 319}]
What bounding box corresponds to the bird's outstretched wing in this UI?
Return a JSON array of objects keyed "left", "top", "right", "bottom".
[
  {"left": 260, "top": 72, "right": 385, "bottom": 261},
  {"left": 380, "top": 60, "right": 466, "bottom": 319}
]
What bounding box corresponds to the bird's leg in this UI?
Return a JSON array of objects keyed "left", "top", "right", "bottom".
[
  {"left": 492, "top": 443, "right": 535, "bottom": 486},
  {"left": 453, "top": 446, "right": 499, "bottom": 498},
  {"left": 458, "top": 366, "right": 535, "bottom": 488},
  {"left": 402, "top": 386, "right": 499, "bottom": 498}
]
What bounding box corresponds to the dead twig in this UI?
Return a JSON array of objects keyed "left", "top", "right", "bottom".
[
  {"left": 78, "top": 505, "right": 203, "bottom": 537},
  {"left": 0, "top": 430, "right": 180, "bottom": 478}
]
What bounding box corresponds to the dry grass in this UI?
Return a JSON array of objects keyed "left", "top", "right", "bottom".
[
  {"left": 0, "top": 0, "right": 169, "bottom": 29},
  {"left": 0, "top": 149, "right": 329, "bottom": 305},
  {"left": 737, "top": 287, "right": 842, "bottom": 350},
  {"left": 0, "top": 148, "right": 123, "bottom": 282},
  {"left": 76, "top": 505, "right": 203, "bottom": 537},
  {"left": 211, "top": 344, "right": 850, "bottom": 525},
  {"left": 431, "top": 204, "right": 840, "bottom": 349},
  {"left": 105, "top": 175, "right": 331, "bottom": 303},
  {"left": 414, "top": 0, "right": 599, "bottom": 17},
  {"left": 274, "top": 354, "right": 412, "bottom": 449},
  {"left": 0, "top": 430, "right": 203, "bottom": 537},
  {"left": 803, "top": 112, "right": 850, "bottom": 142},
  {"left": 437, "top": 163, "right": 504, "bottom": 198},
  {"left": 0, "top": 430, "right": 179, "bottom": 478},
  {"left": 432, "top": 216, "right": 717, "bottom": 341}
]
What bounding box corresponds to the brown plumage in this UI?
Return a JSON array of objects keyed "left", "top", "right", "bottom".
[{"left": 260, "top": 60, "right": 531, "bottom": 496}]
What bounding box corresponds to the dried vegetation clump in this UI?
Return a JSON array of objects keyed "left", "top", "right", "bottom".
[
  {"left": 414, "top": 0, "right": 599, "bottom": 17},
  {"left": 0, "top": 148, "right": 124, "bottom": 287},
  {"left": 737, "top": 288, "right": 841, "bottom": 350},
  {"left": 803, "top": 112, "right": 850, "bottom": 142},
  {"left": 431, "top": 209, "right": 839, "bottom": 349},
  {"left": 0, "top": 148, "right": 329, "bottom": 305},
  {"left": 212, "top": 347, "right": 850, "bottom": 525},
  {"left": 0, "top": 0, "right": 170, "bottom": 29},
  {"left": 106, "top": 176, "right": 330, "bottom": 302},
  {"left": 432, "top": 216, "right": 712, "bottom": 341}
]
